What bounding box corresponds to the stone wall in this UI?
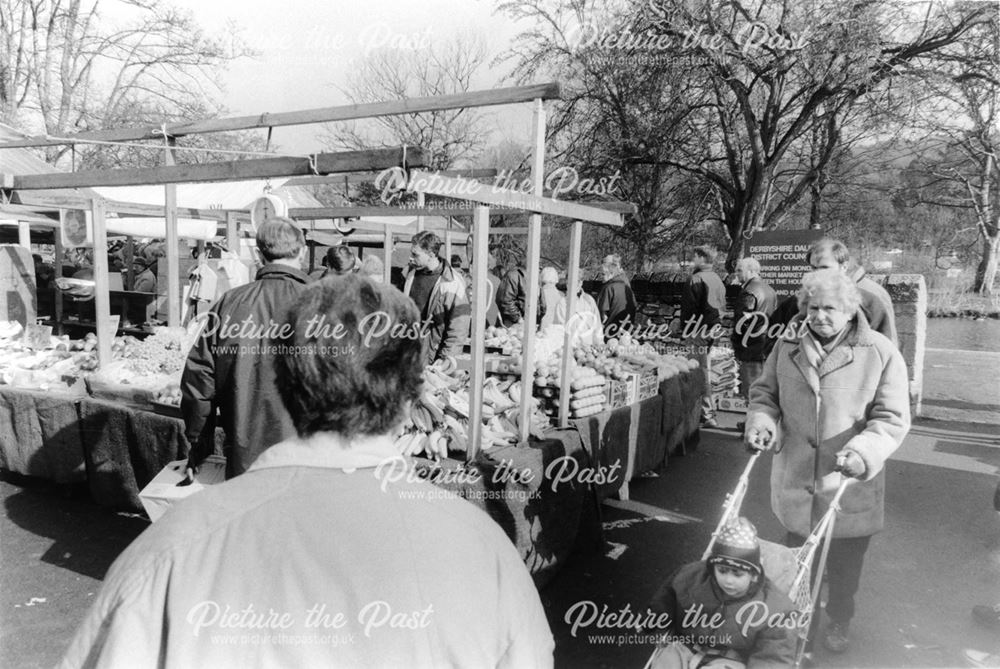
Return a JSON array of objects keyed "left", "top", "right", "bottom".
[{"left": 868, "top": 274, "right": 928, "bottom": 415}]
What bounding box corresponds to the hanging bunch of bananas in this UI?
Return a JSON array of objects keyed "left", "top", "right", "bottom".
[{"left": 394, "top": 360, "right": 541, "bottom": 459}]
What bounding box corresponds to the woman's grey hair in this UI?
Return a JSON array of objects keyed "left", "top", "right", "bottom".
[
  {"left": 540, "top": 266, "right": 559, "bottom": 285},
  {"left": 736, "top": 257, "right": 761, "bottom": 274},
  {"left": 797, "top": 269, "right": 862, "bottom": 314}
]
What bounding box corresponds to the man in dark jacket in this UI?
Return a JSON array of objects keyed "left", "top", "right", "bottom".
[
  {"left": 403, "top": 231, "right": 471, "bottom": 364},
  {"left": 182, "top": 217, "right": 312, "bottom": 479},
  {"left": 496, "top": 265, "right": 545, "bottom": 328},
  {"left": 731, "top": 257, "right": 777, "bottom": 402},
  {"left": 680, "top": 246, "right": 727, "bottom": 427},
  {"left": 596, "top": 254, "right": 637, "bottom": 339}
]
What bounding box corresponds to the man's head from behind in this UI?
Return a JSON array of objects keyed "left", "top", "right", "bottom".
[
  {"left": 691, "top": 246, "right": 716, "bottom": 272},
  {"left": 275, "top": 275, "right": 424, "bottom": 440},
  {"left": 257, "top": 217, "right": 306, "bottom": 263},
  {"left": 806, "top": 238, "right": 851, "bottom": 273}
]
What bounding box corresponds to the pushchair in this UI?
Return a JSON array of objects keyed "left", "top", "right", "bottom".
[{"left": 697, "top": 450, "right": 853, "bottom": 668}]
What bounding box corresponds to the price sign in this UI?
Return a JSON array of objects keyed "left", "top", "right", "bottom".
[
  {"left": 106, "top": 315, "right": 121, "bottom": 339},
  {"left": 24, "top": 324, "right": 53, "bottom": 350}
]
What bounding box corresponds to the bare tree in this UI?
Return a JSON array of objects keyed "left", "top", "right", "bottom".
[
  {"left": 499, "top": 0, "right": 992, "bottom": 270},
  {"left": 497, "top": 0, "right": 719, "bottom": 272},
  {"left": 0, "top": 0, "right": 250, "bottom": 165},
  {"left": 902, "top": 5, "right": 999, "bottom": 294},
  {"left": 321, "top": 35, "right": 490, "bottom": 170}
]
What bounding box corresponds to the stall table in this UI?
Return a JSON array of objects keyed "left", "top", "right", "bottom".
[
  {"left": 570, "top": 370, "right": 703, "bottom": 501},
  {"left": 0, "top": 386, "right": 86, "bottom": 483}
]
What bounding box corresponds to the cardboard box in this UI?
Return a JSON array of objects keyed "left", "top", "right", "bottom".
[
  {"left": 605, "top": 378, "right": 632, "bottom": 409},
  {"left": 716, "top": 396, "right": 748, "bottom": 413},
  {"left": 637, "top": 367, "right": 659, "bottom": 401},
  {"left": 139, "top": 455, "right": 227, "bottom": 522}
]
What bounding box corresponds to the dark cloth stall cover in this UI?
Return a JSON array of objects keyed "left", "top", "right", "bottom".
[
  {"left": 0, "top": 387, "right": 85, "bottom": 483},
  {"left": 78, "top": 398, "right": 190, "bottom": 510},
  {"left": 422, "top": 429, "right": 600, "bottom": 588}
]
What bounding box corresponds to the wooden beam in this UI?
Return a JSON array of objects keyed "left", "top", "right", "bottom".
[
  {"left": 164, "top": 139, "right": 180, "bottom": 327},
  {"left": 559, "top": 221, "right": 583, "bottom": 428},
  {"left": 289, "top": 206, "right": 477, "bottom": 219},
  {"left": 404, "top": 170, "right": 625, "bottom": 227},
  {"left": 283, "top": 168, "right": 498, "bottom": 187},
  {"left": 17, "top": 220, "right": 30, "bottom": 248},
  {"left": 518, "top": 98, "right": 546, "bottom": 443},
  {"left": 7, "top": 193, "right": 233, "bottom": 220},
  {"left": 92, "top": 198, "right": 113, "bottom": 367},
  {"left": 3, "top": 148, "right": 423, "bottom": 190},
  {"left": 0, "top": 83, "right": 561, "bottom": 148},
  {"left": 226, "top": 212, "right": 239, "bottom": 254},
  {"left": 125, "top": 236, "right": 135, "bottom": 291},
  {"left": 383, "top": 227, "right": 393, "bottom": 284},
  {"left": 467, "top": 206, "right": 490, "bottom": 463},
  {"left": 54, "top": 228, "right": 63, "bottom": 334}
]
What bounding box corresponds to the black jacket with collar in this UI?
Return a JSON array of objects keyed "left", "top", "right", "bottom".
[{"left": 182, "top": 263, "right": 312, "bottom": 479}]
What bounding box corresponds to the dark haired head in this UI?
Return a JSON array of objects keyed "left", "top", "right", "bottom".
[
  {"left": 450, "top": 254, "right": 463, "bottom": 269},
  {"left": 806, "top": 238, "right": 850, "bottom": 267},
  {"left": 324, "top": 245, "right": 357, "bottom": 274},
  {"left": 692, "top": 246, "right": 717, "bottom": 263},
  {"left": 257, "top": 217, "right": 305, "bottom": 262},
  {"left": 411, "top": 231, "right": 442, "bottom": 256},
  {"left": 274, "top": 275, "right": 424, "bottom": 439}
]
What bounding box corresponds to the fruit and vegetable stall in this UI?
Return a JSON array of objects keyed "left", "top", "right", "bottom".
[{"left": 0, "top": 82, "right": 706, "bottom": 584}]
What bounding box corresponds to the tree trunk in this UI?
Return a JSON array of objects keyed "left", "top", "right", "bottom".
[{"left": 974, "top": 230, "right": 1000, "bottom": 295}]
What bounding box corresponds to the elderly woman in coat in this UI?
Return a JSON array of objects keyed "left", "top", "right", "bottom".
[{"left": 744, "top": 268, "right": 910, "bottom": 656}]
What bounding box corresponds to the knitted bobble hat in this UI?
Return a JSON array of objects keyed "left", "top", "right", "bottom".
[{"left": 708, "top": 517, "right": 762, "bottom": 577}]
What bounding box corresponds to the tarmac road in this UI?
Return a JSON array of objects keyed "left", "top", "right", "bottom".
[{"left": 2, "top": 348, "right": 998, "bottom": 668}]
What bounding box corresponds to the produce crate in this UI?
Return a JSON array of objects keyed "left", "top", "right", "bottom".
[
  {"left": 605, "top": 378, "right": 633, "bottom": 409},
  {"left": 637, "top": 367, "right": 660, "bottom": 401},
  {"left": 150, "top": 400, "right": 182, "bottom": 418},
  {"left": 716, "top": 396, "right": 748, "bottom": 413},
  {"left": 85, "top": 377, "right": 159, "bottom": 410}
]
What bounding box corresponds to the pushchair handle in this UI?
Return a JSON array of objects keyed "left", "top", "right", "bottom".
[{"left": 701, "top": 451, "right": 761, "bottom": 561}]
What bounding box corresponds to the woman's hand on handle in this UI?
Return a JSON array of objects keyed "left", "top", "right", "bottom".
[
  {"left": 834, "top": 450, "right": 866, "bottom": 479},
  {"left": 744, "top": 426, "right": 775, "bottom": 453}
]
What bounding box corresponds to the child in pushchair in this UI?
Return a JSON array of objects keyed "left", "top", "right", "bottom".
[{"left": 645, "top": 517, "right": 799, "bottom": 669}]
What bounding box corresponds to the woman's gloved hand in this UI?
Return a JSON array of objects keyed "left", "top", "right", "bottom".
[
  {"left": 744, "top": 426, "right": 775, "bottom": 453},
  {"left": 834, "top": 450, "right": 866, "bottom": 478}
]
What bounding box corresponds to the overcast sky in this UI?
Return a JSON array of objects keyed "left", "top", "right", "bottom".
[{"left": 163, "top": 0, "right": 537, "bottom": 157}]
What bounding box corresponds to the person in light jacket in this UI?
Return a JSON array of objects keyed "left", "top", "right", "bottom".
[
  {"left": 744, "top": 269, "right": 910, "bottom": 655},
  {"left": 60, "top": 274, "right": 554, "bottom": 669}
]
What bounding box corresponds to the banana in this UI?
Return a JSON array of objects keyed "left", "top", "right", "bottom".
[
  {"left": 447, "top": 390, "right": 470, "bottom": 418},
  {"left": 481, "top": 404, "right": 496, "bottom": 420},
  {"left": 410, "top": 405, "right": 430, "bottom": 432},
  {"left": 394, "top": 431, "right": 414, "bottom": 453},
  {"left": 507, "top": 381, "right": 521, "bottom": 403},
  {"left": 421, "top": 395, "right": 445, "bottom": 425},
  {"left": 427, "top": 430, "right": 445, "bottom": 458},
  {"left": 443, "top": 414, "right": 468, "bottom": 439},
  {"left": 408, "top": 432, "right": 429, "bottom": 457}
]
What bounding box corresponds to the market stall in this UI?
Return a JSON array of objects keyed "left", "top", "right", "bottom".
[{"left": 0, "top": 81, "right": 705, "bottom": 583}]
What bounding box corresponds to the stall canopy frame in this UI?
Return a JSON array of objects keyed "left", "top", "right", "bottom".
[{"left": 406, "top": 171, "right": 632, "bottom": 460}]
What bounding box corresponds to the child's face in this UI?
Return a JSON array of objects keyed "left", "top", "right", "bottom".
[{"left": 713, "top": 564, "right": 755, "bottom": 598}]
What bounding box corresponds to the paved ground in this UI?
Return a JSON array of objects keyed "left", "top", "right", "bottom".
[{"left": 2, "top": 349, "right": 998, "bottom": 668}]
